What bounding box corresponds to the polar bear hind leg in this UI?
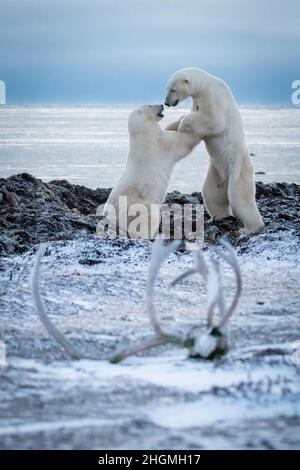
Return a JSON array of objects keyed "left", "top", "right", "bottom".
[
  {"left": 202, "top": 162, "right": 232, "bottom": 221},
  {"left": 227, "top": 168, "right": 264, "bottom": 234}
]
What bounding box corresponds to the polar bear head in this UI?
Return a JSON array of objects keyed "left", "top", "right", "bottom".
[
  {"left": 128, "top": 104, "right": 164, "bottom": 135},
  {"left": 165, "top": 68, "right": 206, "bottom": 107}
]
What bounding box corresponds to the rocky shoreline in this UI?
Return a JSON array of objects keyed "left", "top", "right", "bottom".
[{"left": 0, "top": 173, "right": 299, "bottom": 256}]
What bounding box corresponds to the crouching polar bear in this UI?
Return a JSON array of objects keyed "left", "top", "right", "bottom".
[
  {"left": 165, "top": 68, "right": 264, "bottom": 234},
  {"left": 102, "top": 104, "right": 200, "bottom": 238}
]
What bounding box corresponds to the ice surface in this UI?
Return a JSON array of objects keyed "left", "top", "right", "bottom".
[{"left": 0, "top": 106, "right": 300, "bottom": 191}]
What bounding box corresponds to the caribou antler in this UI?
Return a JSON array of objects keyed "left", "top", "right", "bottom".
[
  {"left": 110, "top": 237, "right": 183, "bottom": 363},
  {"left": 172, "top": 239, "right": 241, "bottom": 332},
  {"left": 31, "top": 238, "right": 183, "bottom": 363},
  {"left": 30, "top": 244, "right": 85, "bottom": 360},
  {"left": 212, "top": 240, "right": 242, "bottom": 328},
  {"left": 31, "top": 238, "right": 241, "bottom": 363},
  {"left": 146, "top": 238, "right": 180, "bottom": 337},
  {"left": 173, "top": 239, "right": 242, "bottom": 359},
  {"left": 112, "top": 238, "right": 242, "bottom": 362}
]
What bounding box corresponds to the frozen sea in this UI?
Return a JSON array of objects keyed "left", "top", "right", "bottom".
[{"left": 0, "top": 105, "right": 300, "bottom": 192}]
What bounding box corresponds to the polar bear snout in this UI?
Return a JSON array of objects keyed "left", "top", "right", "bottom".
[
  {"left": 164, "top": 96, "right": 179, "bottom": 107},
  {"left": 128, "top": 105, "right": 165, "bottom": 133},
  {"left": 165, "top": 75, "right": 191, "bottom": 107},
  {"left": 150, "top": 104, "right": 164, "bottom": 120}
]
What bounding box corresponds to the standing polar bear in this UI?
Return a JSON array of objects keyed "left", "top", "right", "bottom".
[
  {"left": 164, "top": 67, "right": 264, "bottom": 234},
  {"left": 103, "top": 104, "right": 200, "bottom": 238}
]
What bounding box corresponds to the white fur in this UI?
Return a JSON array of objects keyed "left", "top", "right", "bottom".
[
  {"left": 104, "top": 104, "right": 200, "bottom": 238},
  {"left": 165, "top": 68, "right": 264, "bottom": 233}
]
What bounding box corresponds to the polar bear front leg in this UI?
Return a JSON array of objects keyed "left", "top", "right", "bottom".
[
  {"left": 228, "top": 170, "right": 264, "bottom": 234},
  {"left": 178, "top": 110, "right": 225, "bottom": 139},
  {"left": 202, "top": 163, "right": 232, "bottom": 221},
  {"left": 165, "top": 116, "right": 185, "bottom": 131}
]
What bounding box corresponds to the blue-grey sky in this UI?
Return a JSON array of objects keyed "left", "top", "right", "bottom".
[{"left": 0, "top": 0, "right": 299, "bottom": 104}]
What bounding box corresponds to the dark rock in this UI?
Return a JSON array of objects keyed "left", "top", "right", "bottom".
[
  {"left": 1, "top": 185, "right": 18, "bottom": 207},
  {"left": 0, "top": 173, "right": 299, "bottom": 256},
  {"left": 78, "top": 258, "right": 103, "bottom": 265},
  {"left": 0, "top": 173, "right": 111, "bottom": 256}
]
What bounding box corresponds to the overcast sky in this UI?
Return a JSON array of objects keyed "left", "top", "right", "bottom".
[{"left": 0, "top": 0, "right": 299, "bottom": 104}]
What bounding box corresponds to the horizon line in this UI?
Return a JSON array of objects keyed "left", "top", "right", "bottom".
[{"left": 0, "top": 101, "right": 298, "bottom": 109}]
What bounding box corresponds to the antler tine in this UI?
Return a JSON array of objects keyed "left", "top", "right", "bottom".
[
  {"left": 195, "top": 250, "right": 209, "bottom": 281},
  {"left": 216, "top": 260, "right": 226, "bottom": 326},
  {"left": 31, "top": 244, "right": 84, "bottom": 360},
  {"left": 110, "top": 238, "right": 182, "bottom": 363},
  {"left": 110, "top": 331, "right": 183, "bottom": 364},
  {"left": 195, "top": 250, "right": 220, "bottom": 328},
  {"left": 147, "top": 237, "right": 180, "bottom": 337},
  {"left": 210, "top": 256, "right": 227, "bottom": 329},
  {"left": 110, "top": 335, "right": 168, "bottom": 364},
  {"left": 206, "top": 257, "right": 223, "bottom": 328},
  {"left": 217, "top": 240, "right": 240, "bottom": 268},
  {"left": 171, "top": 248, "right": 208, "bottom": 286},
  {"left": 213, "top": 240, "right": 242, "bottom": 328}
]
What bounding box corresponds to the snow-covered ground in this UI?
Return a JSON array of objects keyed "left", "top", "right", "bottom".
[{"left": 0, "top": 232, "right": 299, "bottom": 449}]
